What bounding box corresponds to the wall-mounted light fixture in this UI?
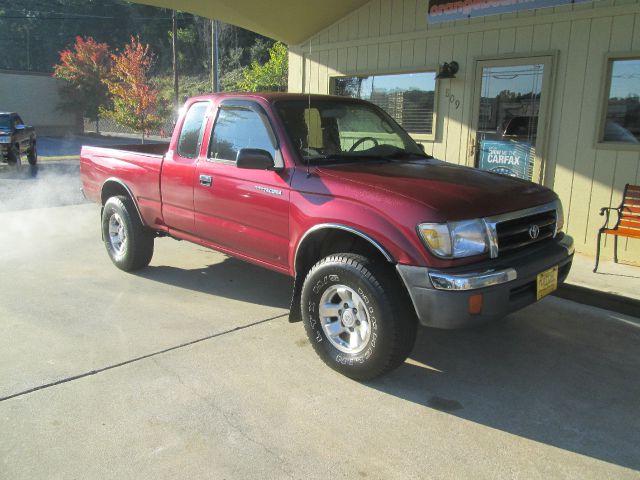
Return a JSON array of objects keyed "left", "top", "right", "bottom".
[{"left": 436, "top": 61, "right": 459, "bottom": 79}]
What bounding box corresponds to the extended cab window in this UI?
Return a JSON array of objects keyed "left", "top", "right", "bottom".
[
  {"left": 177, "top": 102, "right": 209, "bottom": 158},
  {"left": 209, "top": 106, "right": 276, "bottom": 161}
]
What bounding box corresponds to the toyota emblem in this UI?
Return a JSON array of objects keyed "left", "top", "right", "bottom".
[{"left": 528, "top": 224, "right": 540, "bottom": 239}]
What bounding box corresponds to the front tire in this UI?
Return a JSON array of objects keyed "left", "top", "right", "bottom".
[
  {"left": 301, "top": 253, "right": 417, "bottom": 380},
  {"left": 7, "top": 145, "right": 20, "bottom": 166},
  {"left": 102, "top": 195, "right": 154, "bottom": 271}
]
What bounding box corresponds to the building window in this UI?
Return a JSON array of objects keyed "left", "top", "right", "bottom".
[
  {"left": 332, "top": 71, "right": 437, "bottom": 139},
  {"left": 600, "top": 57, "right": 640, "bottom": 145}
]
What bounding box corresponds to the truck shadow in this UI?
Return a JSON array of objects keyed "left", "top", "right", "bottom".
[
  {"left": 365, "top": 297, "right": 640, "bottom": 470},
  {"left": 135, "top": 256, "right": 293, "bottom": 309}
]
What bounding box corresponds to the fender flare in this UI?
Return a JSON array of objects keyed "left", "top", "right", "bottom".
[
  {"left": 294, "top": 223, "right": 394, "bottom": 273},
  {"left": 101, "top": 177, "right": 146, "bottom": 227},
  {"left": 289, "top": 223, "right": 395, "bottom": 323}
]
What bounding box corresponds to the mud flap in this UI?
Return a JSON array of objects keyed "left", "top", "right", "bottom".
[
  {"left": 288, "top": 274, "right": 304, "bottom": 323},
  {"left": 100, "top": 206, "right": 105, "bottom": 241}
]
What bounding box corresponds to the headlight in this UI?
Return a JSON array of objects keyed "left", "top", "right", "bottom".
[
  {"left": 555, "top": 199, "right": 564, "bottom": 233},
  {"left": 418, "top": 219, "right": 489, "bottom": 258}
]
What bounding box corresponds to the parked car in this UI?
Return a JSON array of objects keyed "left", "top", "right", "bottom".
[
  {"left": 80, "top": 93, "right": 574, "bottom": 380},
  {"left": 603, "top": 120, "right": 639, "bottom": 143},
  {"left": 0, "top": 112, "right": 37, "bottom": 165}
]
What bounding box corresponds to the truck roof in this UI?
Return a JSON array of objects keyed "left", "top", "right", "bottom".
[{"left": 187, "top": 92, "right": 363, "bottom": 104}]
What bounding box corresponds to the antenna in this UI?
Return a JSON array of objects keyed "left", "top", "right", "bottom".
[{"left": 306, "top": 39, "right": 312, "bottom": 178}]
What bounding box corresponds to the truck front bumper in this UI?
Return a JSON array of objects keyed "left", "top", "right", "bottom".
[{"left": 397, "top": 234, "right": 574, "bottom": 329}]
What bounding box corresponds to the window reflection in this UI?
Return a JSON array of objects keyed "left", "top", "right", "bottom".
[
  {"left": 177, "top": 102, "right": 209, "bottom": 158},
  {"left": 209, "top": 107, "right": 276, "bottom": 161},
  {"left": 476, "top": 64, "right": 544, "bottom": 180},
  {"left": 603, "top": 58, "right": 640, "bottom": 144}
]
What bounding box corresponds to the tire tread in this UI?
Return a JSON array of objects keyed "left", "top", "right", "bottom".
[
  {"left": 103, "top": 195, "right": 154, "bottom": 271},
  {"left": 302, "top": 253, "right": 417, "bottom": 380}
]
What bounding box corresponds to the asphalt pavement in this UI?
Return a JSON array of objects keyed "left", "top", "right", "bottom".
[{"left": 0, "top": 169, "right": 639, "bottom": 478}]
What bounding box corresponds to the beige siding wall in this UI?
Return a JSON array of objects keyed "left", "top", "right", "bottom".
[
  {"left": 289, "top": 0, "right": 640, "bottom": 262},
  {"left": 0, "top": 70, "right": 78, "bottom": 135}
]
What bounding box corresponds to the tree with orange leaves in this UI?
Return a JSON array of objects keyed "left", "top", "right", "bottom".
[
  {"left": 53, "top": 36, "right": 111, "bottom": 132},
  {"left": 101, "top": 36, "right": 163, "bottom": 143}
]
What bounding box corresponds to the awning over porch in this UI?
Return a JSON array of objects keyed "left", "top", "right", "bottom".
[{"left": 134, "top": 0, "right": 369, "bottom": 44}]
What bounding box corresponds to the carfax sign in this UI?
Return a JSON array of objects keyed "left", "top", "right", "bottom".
[
  {"left": 478, "top": 139, "right": 532, "bottom": 179},
  {"left": 428, "top": 0, "right": 591, "bottom": 23}
]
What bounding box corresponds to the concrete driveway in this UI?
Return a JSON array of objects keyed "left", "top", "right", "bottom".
[
  {"left": 1, "top": 171, "right": 639, "bottom": 478},
  {"left": 0, "top": 161, "right": 85, "bottom": 212}
]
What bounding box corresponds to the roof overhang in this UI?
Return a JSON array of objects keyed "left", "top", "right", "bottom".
[{"left": 133, "top": 0, "right": 369, "bottom": 44}]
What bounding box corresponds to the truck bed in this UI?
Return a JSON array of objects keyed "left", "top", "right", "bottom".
[
  {"left": 98, "top": 143, "right": 170, "bottom": 157},
  {"left": 80, "top": 143, "right": 170, "bottom": 228}
]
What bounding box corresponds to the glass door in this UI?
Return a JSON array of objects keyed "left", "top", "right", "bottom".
[{"left": 470, "top": 56, "right": 553, "bottom": 183}]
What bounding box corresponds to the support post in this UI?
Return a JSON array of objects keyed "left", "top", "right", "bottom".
[{"left": 172, "top": 10, "right": 179, "bottom": 110}]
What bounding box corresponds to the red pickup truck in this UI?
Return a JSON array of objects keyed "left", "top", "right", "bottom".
[{"left": 81, "top": 93, "right": 574, "bottom": 379}]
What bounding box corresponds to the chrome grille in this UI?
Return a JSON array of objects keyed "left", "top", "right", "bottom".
[{"left": 495, "top": 210, "right": 556, "bottom": 254}]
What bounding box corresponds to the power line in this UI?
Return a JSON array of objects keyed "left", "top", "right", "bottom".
[{"left": 0, "top": 14, "right": 175, "bottom": 21}]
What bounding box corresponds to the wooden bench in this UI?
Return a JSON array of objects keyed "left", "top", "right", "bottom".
[{"left": 594, "top": 184, "right": 640, "bottom": 272}]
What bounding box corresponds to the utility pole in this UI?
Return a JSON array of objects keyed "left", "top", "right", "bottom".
[
  {"left": 211, "top": 19, "right": 219, "bottom": 92},
  {"left": 26, "top": 28, "right": 31, "bottom": 71},
  {"left": 172, "top": 10, "right": 179, "bottom": 110}
]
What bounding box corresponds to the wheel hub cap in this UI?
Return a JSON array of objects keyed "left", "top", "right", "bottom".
[
  {"left": 341, "top": 310, "right": 356, "bottom": 328},
  {"left": 108, "top": 213, "right": 127, "bottom": 256},
  {"left": 318, "top": 284, "right": 372, "bottom": 354}
]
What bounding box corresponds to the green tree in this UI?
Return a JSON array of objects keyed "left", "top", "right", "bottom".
[
  {"left": 236, "top": 42, "right": 288, "bottom": 92},
  {"left": 53, "top": 36, "right": 111, "bottom": 131},
  {"left": 101, "top": 36, "right": 163, "bottom": 143}
]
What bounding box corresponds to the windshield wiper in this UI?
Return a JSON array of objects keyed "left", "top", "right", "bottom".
[{"left": 307, "top": 154, "right": 390, "bottom": 165}]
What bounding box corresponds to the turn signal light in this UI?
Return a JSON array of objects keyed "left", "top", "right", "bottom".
[{"left": 468, "top": 294, "right": 483, "bottom": 315}]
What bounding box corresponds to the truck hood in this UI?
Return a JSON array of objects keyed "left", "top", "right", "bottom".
[{"left": 316, "top": 159, "right": 557, "bottom": 220}]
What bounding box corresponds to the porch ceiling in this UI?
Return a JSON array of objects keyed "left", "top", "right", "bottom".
[{"left": 133, "top": 0, "right": 370, "bottom": 44}]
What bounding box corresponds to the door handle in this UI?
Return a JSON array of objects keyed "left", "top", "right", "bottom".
[{"left": 199, "top": 175, "right": 212, "bottom": 187}]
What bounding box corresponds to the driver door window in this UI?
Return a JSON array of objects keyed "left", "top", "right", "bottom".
[{"left": 209, "top": 107, "right": 276, "bottom": 162}]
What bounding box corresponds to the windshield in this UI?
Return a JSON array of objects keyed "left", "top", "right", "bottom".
[
  {"left": 0, "top": 115, "right": 11, "bottom": 129},
  {"left": 274, "top": 99, "right": 428, "bottom": 164}
]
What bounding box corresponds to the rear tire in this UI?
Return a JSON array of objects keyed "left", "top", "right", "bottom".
[
  {"left": 102, "top": 195, "right": 154, "bottom": 271},
  {"left": 27, "top": 141, "right": 37, "bottom": 165},
  {"left": 301, "top": 253, "right": 417, "bottom": 380}
]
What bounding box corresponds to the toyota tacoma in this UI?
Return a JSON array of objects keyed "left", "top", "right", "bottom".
[{"left": 80, "top": 93, "right": 574, "bottom": 380}]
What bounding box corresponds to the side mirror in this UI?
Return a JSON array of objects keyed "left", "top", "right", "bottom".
[
  {"left": 236, "top": 148, "right": 277, "bottom": 170},
  {"left": 417, "top": 143, "right": 425, "bottom": 152},
  {"left": 15, "top": 124, "right": 25, "bottom": 130}
]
